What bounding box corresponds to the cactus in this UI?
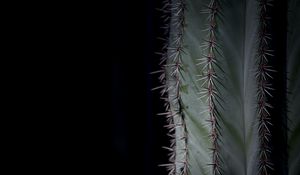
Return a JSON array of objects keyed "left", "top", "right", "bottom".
[{"left": 155, "top": 0, "right": 300, "bottom": 174}]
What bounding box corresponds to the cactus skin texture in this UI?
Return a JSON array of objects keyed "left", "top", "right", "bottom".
[{"left": 155, "top": 0, "right": 300, "bottom": 174}]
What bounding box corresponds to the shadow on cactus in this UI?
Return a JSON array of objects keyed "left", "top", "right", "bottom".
[{"left": 153, "top": 0, "right": 300, "bottom": 174}]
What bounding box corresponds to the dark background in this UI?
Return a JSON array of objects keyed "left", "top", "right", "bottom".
[
  {"left": 110, "top": 0, "right": 169, "bottom": 175},
  {"left": 5, "top": 0, "right": 169, "bottom": 173}
]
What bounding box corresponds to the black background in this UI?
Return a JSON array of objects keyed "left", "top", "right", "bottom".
[
  {"left": 6, "top": 0, "right": 169, "bottom": 173},
  {"left": 110, "top": 0, "right": 169, "bottom": 175}
]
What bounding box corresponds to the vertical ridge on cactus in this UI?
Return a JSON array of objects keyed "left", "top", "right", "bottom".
[
  {"left": 156, "top": 0, "right": 189, "bottom": 174},
  {"left": 155, "top": 1, "right": 176, "bottom": 174},
  {"left": 198, "top": 0, "right": 223, "bottom": 174},
  {"left": 256, "top": 0, "right": 274, "bottom": 174},
  {"left": 167, "top": 1, "right": 189, "bottom": 174}
]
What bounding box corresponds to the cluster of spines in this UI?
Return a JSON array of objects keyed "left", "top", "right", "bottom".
[
  {"left": 154, "top": 0, "right": 188, "bottom": 175},
  {"left": 198, "top": 0, "right": 223, "bottom": 174},
  {"left": 256, "top": 0, "right": 274, "bottom": 174}
]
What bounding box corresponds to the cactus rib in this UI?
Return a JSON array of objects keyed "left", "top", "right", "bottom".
[
  {"left": 156, "top": 0, "right": 188, "bottom": 174},
  {"left": 256, "top": 0, "right": 274, "bottom": 174},
  {"left": 198, "top": 0, "right": 223, "bottom": 174}
]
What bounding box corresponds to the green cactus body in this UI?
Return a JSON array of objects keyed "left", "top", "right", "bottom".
[{"left": 156, "top": 0, "right": 300, "bottom": 174}]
